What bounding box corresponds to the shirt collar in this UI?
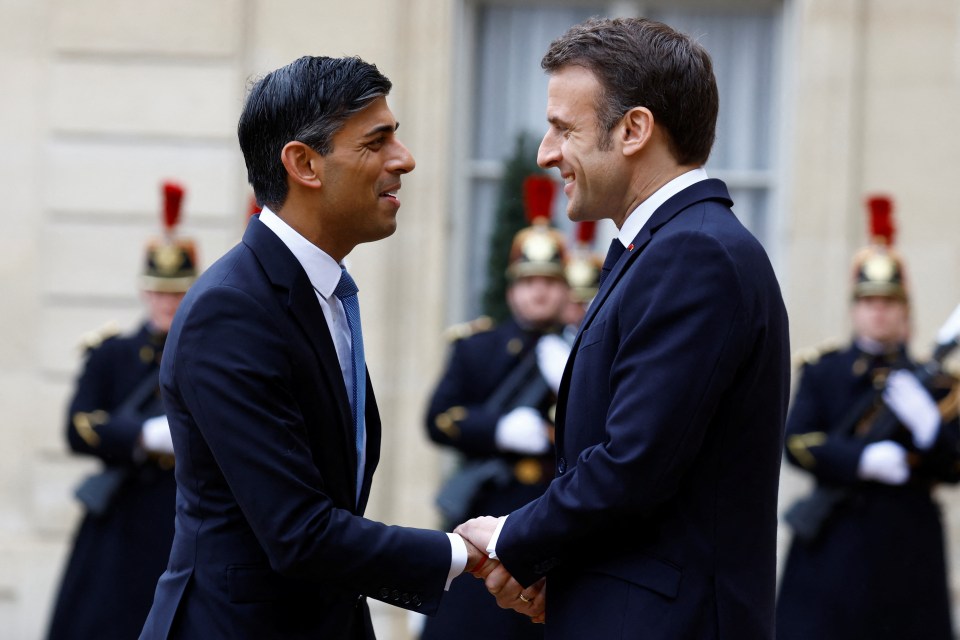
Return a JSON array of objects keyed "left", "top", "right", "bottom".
[
  {"left": 257, "top": 207, "right": 342, "bottom": 299},
  {"left": 617, "top": 167, "right": 709, "bottom": 248}
]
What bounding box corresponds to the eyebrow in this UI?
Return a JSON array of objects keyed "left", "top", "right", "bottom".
[{"left": 363, "top": 122, "right": 400, "bottom": 138}]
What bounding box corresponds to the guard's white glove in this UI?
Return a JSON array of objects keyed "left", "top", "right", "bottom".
[
  {"left": 536, "top": 334, "right": 571, "bottom": 394},
  {"left": 141, "top": 415, "right": 174, "bottom": 455},
  {"left": 495, "top": 406, "right": 550, "bottom": 455},
  {"left": 857, "top": 440, "right": 909, "bottom": 485},
  {"left": 883, "top": 369, "right": 941, "bottom": 450}
]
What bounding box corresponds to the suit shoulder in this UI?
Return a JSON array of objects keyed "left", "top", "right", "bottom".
[
  {"left": 77, "top": 321, "right": 122, "bottom": 353},
  {"left": 792, "top": 339, "right": 845, "bottom": 369},
  {"left": 443, "top": 316, "right": 495, "bottom": 343}
]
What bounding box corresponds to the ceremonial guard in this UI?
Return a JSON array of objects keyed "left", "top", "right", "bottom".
[
  {"left": 777, "top": 195, "right": 960, "bottom": 640},
  {"left": 47, "top": 183, "right": 199, "bottom": 640},
  {"left": 561, "top": 220, "right": 603, "bottom": 337},
  {"left": 421, "top": 177, "right": 572, "bottom": 640}
]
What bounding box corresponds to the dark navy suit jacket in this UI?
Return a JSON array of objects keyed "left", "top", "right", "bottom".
[
  {"left": 496, "top": 179, "right": 790, "bottom": 639},
  {"left": 140, "top": 217, "right": 451, "bottom": 639}
]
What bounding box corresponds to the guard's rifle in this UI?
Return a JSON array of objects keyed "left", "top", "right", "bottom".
[
  {"left": 435, "top": 336, "right": 560, "bottom": 526},
  {"left": 785, "top": 303, "right": 960, "bottom": 543}
]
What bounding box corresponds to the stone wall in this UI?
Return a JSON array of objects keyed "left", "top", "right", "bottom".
[{"left": 1, "top": 1, "right": 959, "bottom": 638}]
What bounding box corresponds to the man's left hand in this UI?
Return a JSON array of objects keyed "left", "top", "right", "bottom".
[
  {"left": 484, "top": 565, "right": 546, "bottom": 621},
  {"left": 884, "top": 369, "right": 941, "bottom": 450}
]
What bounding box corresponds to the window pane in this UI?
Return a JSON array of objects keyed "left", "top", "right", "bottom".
[{"left": 473, "top": 6, "right": 597, "bottom": 161}]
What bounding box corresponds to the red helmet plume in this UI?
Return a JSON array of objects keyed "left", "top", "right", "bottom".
[
  {"left": 522, "top": 175, "right": 555, "bottom": 224},
  {"left": 575, "top": 221, "right": 597, "bottom": 245},
  {"left": 865, "top": 194, "right": 895, "bottom": 246},
  {"left": 162, "top": 181, "right": 186, "bottom": 233}
]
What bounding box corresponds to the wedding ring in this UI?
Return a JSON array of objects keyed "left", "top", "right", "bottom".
[{"left": 518, "top": 593, "right": 531, "bottom": 603}]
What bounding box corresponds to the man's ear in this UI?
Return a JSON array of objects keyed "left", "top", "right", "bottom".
[
  {"left": 280, "top": 141, "right": 323, "bottom": 189},
  {"left": 620, "top": 107, "right": 654, "bottom": 157}
]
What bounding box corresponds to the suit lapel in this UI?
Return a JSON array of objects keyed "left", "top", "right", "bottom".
[
  {"left": 574, "top": 179, "right": 733, "bottom": 341},
  {"left": 242, "top": 218, "right": 359, "bottom": 484},
  {"left": 555, "top": 179, "right": 734, "bottom": 438}
]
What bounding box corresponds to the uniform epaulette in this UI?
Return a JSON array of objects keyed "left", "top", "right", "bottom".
[
  {"left": 78, "top": 321, "right": 121, "bottom": 352},
  {"left": 443, "top": 316, "right": 494, "bottom": 342},
  {"left": 792, "top": 339, "right": 843, "bottom": 368}
]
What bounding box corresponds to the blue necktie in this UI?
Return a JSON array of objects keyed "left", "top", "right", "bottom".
[
  {"left": 598, "top": 238, "right": 626, "bottom": 286},
  {"left": 334, "top": 267, "right": 366, "bottom": 504}
]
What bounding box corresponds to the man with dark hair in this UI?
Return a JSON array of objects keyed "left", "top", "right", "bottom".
[
  {"left": 457, "top": 17, "right": 790, "bottom": 638},
  {"left": 140, "top": 55, "right": 485, "bottom": 640}
]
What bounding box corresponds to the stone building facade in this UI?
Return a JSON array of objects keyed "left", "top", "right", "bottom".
[{"left": 1, "top": 0, "right": 958, "bottom": 638}]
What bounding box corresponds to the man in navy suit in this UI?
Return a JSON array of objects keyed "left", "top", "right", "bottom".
[
  {"left": 140, "top": 56, "right": 485, "bottom": 639},
  {"left": 457, "top": 17, "right": 790, "bottom": 639}
]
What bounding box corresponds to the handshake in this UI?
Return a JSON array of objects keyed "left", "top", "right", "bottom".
[{"left": 455, "top": 516, "right": 546, "bottom": 624}]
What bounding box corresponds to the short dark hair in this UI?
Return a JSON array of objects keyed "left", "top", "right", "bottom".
[
  {"left": 541, "top": 17, "right": 718, "bottom": 165},
  {"left": 238, "top": 56, "right": 392, "bottom": 209}
]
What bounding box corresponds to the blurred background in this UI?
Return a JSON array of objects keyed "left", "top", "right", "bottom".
[{"left": 1, "top": 0, "right": 959, "bottom": 638}]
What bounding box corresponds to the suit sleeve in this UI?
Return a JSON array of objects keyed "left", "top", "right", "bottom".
[
  {"left": 782, "top": 363, "right": 869, "bottom": 485},
  {"left": 497, "top": 230, "right": 760, "bottom": 584},
  {"left": 168, "top": 284, "right": 452, "bottom": 612},
  {"left": 66, "top": 341, "right": 151, "bottom": 462},
  {"left": 425, "top": 339, "right": 504, "bottom": 456}
]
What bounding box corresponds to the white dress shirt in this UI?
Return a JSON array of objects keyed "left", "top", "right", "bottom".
[
  {"left": 258, "top": 208, "right": 466, "bottom": 587},
  {"left": 616, "top": 167, "right": 709, "bottom": 247}
]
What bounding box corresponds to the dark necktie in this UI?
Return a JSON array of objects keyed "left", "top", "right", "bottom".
[
  {"left": 334, "top": 267, "right": 366, "bottom": 504},
  {"left": 598, "top": 238, "right": 626, "bottom": 287}
]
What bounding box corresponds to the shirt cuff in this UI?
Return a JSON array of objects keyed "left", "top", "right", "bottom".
[
  {"left": 445, "top": 533, "right": 468, "bottom": 590},
  {"left": 486, "top": 516, "right": 507, "bottom": 560}
]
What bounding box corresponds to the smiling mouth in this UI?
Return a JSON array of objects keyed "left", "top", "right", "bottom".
[{"left": 379, "top": 185, "right": 401, "bottom": 203}]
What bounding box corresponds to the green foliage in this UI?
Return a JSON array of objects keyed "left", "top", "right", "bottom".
[{"left": 482, "top": 133, "right": 544, "bottom": 322}]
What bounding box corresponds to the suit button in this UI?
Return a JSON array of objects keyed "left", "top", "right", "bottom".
[
  {"left": 402, "top": 593, "right": 411, "bottom": 604},
  {"left": 557, "top": 457, "right": 566, "bottom": 474},
  {"left": 412, "top": 595, "right": 422, "bottom": 607},
  {"left": 391, "top": 589, "right": 401, "bottom": 601},
  {"left": 378, "top": 588, "right": 389, "bottom": 599}
]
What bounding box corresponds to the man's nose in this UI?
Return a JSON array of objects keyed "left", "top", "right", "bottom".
[
  {"left": 537, "top": 131, "right": 560, "bottom": 168},
  {"left": 390, "top": 140, "right": 416, "bottom": 174}
]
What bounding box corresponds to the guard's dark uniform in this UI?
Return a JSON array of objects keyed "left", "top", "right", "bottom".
[
  {"left": 47, "top": 324, "right": 176, "bottom": 640},
  {"left": 421, "top": 317, "right": 554, "bottom": 640},
  {"left": 777, "top": 344, "right": 960, "bottom": 640}
]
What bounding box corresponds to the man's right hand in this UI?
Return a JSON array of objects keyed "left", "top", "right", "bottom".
[
  {"left": 455, "top": 516, "right": 546, "bottom": 621},
  {"left": 857, "top": 440, "right": 909, "bottom": 485},
  {"left": 461, "top": 536, "right": 498, "bottom": 579},
  {"left": 141, "top": 415, "right": 174, "bottom": 454},
  {"left": 495, "top": 407, "right": 550, "bottom": 454}
]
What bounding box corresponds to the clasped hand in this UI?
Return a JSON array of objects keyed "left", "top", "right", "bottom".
[{"left": 456, "top": 516, "right": 546, "bottom": 624}]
